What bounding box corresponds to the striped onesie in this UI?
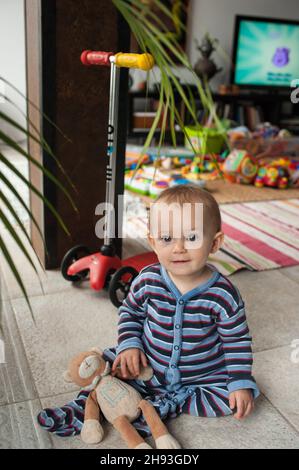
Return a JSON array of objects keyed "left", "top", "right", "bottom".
[{"left": 104, "top": 262, "right": 260, "bottom": 433}]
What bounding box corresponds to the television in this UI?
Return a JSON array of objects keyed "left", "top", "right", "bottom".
[{"left": 232, "top": 15, "right": 299, "bottom": 89}]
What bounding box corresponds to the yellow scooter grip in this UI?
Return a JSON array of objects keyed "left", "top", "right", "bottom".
[{"left": 114, "top": 53, "right": 154, "bottom": 71}]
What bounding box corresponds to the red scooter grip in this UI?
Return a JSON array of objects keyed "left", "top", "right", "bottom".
[{"left": 81, "top": 50, "right": 113, "bottom": 66}]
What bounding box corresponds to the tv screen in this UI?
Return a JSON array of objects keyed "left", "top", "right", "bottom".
[{"left": 232, "top": 15, "right": 299, "bottom": 88}]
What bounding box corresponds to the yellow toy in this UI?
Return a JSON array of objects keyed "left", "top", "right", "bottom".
[{"left": 222, "top": 149, "right": 258, "bottom": 184}]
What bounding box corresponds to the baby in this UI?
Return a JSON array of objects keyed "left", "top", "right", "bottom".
[{"left": 104, "top": 184, "right": 259, "bottom": 429}]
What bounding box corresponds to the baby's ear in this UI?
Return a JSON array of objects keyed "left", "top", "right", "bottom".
[
  {"left": 211, "top": 231, "right": 224, "bottom": 253},
  {"left": 63, "top": 370, "right": 73, "bottom": 383},
  {"left": 91, "top": 347, "right": 103, "bottom": 356}
]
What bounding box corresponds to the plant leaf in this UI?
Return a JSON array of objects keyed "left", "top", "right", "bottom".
[{"left": 0, "top": 152, "right": 70, "bottom": 236}]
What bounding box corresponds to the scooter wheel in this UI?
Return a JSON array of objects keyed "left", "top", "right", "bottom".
[
  {"left": 61, "top": 245, "right": 91, "bottom": 282},
  {"left": 108, "top": 266, "right": 138, "bottom": 308}
]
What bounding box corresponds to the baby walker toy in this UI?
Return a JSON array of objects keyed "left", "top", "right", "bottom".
[{"left": 61, "top": 50, "right": 157, "bottom": 307}]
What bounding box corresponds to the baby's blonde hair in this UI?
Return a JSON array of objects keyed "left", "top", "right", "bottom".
[{"left": 152, "top": 184, "right": 222, "bottom": 237}]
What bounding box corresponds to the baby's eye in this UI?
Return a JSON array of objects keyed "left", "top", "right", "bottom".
[
  {"left": 186, "top": 233, "right": 197, "bottom": 242},
  {"left": 160, "top": 235, "right": 172, "bottom": 243}
]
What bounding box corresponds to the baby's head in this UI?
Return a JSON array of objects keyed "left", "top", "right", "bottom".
[{"left": 147, "top": 184, "right": 224, "bottom": 277}]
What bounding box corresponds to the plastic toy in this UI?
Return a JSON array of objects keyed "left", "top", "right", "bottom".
[
  {"left": 184, "top": 125, "right": 225, "bottom": 154},
  {"left": 254, "top": 158, "right": 296, "bottom": 189},
  {"left": 63, "top": 348, "right": 181, "bottom": 449},
  {"left": 61, "top": 51, "right": 158, "bottom": 307},
  {"left": 227, "top": 126, "right": 251, "bottom": 145},
  {"left": 252, "top": 122, "right": 280, "bottom": 139},
  {"left": 254, "top": 164, "right": 289, "bottom": 189},
  {"left": 149, "top": 180, "right": 169, "bottom": 197},
  {"left": 125, "top": 151, "right": 150, "bottom": 170},
  {"left": 222, "top": 149, "right": 258, "bottom": 184},
  {"left": 124, "top": 170, "right": 151, "bottom": 195}
]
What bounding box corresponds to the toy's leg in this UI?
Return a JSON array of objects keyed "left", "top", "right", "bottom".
[
  {"left": 81, "top": 391, "right": 104, "bottom": 445},
  {"left": 113, "top": 415, "right": 152, "bottom": 449},
  {"left": 138, "top": 399, "right": 181, "bottom": 449}
]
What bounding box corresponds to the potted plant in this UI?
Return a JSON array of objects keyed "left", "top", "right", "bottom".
[{"left": 0, "top": 0, "right": 224, "bottom": 315}]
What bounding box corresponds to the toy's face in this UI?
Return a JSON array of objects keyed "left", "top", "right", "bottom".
[
  {"left": 64, "top": 351, "right": 104, "bottom": 386},
  {"left": 79, "top": 354, "right": 102, "bottom": 379}
]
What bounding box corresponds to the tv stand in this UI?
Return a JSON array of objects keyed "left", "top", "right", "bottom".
[{"left": 127, "top": 86, "right": 299, "bottom": 142}]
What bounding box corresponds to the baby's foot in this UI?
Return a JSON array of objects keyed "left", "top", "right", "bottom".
[
  {"left": 81, "top": 419, "right": 104, "bottom": 444},
  {"left": 155, "top": 433, "right": 181, "bottom": 449}
]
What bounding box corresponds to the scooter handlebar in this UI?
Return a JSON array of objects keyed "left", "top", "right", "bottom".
[
  {"left": 81, "top": 50, "right": 113, "bottom": 66},
  {"left": 115, "top": 53, "right": 154, "bottom": 71},
  {"left": 81, "top": 50, "right": 154, "bottom": 71}
]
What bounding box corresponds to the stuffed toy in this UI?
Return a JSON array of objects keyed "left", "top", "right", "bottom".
[
  {"left": 63, "top": 347, "right": 181, "bottom": 449},
  {"left": 222, "top": 149, "right": 258, "bottom": 184}
]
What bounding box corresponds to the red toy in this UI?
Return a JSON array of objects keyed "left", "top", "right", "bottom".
[
  {"left": 61, "top": 51, "right": 157, "bottom": 307},
  {"left": 254, "top": 160, "right": 290, "bottom": 189}
]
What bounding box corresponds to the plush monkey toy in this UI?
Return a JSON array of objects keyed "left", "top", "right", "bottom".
[{"left": 64, "top": 348, "right": 181, "bottom": 449}]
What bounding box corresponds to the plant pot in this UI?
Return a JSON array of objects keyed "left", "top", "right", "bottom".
[{"left": 184, "top": 125, "right": 225, "bottom": 154}]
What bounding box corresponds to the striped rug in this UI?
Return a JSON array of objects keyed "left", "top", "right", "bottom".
[
  {"left": 220, "top": 199, "right": 299, "bottom": 271},
  {"left": 124, "top": 195, "right": 299, "bottom": 276}
]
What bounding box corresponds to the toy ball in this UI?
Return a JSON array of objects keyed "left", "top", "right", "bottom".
[{"left": 222, "top": 149, "right": 258, "bottom": 184}]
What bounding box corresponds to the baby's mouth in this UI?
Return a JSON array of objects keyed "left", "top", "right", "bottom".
[{"left": 172, "top": 260, "right": 190, "bottom": 264}]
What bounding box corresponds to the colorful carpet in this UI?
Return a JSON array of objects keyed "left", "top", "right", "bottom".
[
  {"left": 220, "top": 199, "right": 299, "bottom": 271},
  {"left": 124, "top": 194, "right": 299, "bottom": 275}
]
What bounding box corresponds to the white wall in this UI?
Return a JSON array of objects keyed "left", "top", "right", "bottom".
[
  {"left": 187, "top": 0, "right": 299, "bottom": 90},
  {"left": 0, "top": 0, "right": 26, "bottom": 143}
]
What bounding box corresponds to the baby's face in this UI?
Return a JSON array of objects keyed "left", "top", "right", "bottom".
[{"left": 148, "top": 201, "right": 221, "bottom": 277}]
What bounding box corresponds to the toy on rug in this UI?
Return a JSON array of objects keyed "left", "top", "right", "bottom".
[
  {"left": 254, "top": 159, "right": 290, "bottom": 189},
  {"left": 221, "top": 149, "right": 258, "bottom": 184},
  {"left": 63, "top": 348, "right": 181, "bottom": 449}
]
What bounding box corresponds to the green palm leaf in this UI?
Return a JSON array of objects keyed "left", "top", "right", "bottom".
[
  {"left": 0, "top": 103, "right": 76, "bottom": 316},
  {"left": 113, "top": 0, "right": 222, "bottom": 175}
]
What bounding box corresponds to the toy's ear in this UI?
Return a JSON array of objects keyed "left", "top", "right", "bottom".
[
  {"left": 91, "top": 347, "right": 103, "bottom": 356},
  {"left": 63, "top": 370, "right": 73, "bottom": 383}
]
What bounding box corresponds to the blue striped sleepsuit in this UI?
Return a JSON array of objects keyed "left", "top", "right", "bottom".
[{"left": 103, "top": 262, "right": 260, "bottom": 435}]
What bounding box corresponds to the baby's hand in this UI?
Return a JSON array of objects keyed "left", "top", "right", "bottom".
[
  {"left": 229, "top": 389, "right": 254, "bottom": 420},
  {"left": 112, "top": 348, "right": 147, "bottom": 379}
]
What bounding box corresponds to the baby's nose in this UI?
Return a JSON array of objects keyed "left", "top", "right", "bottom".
[{"left": 173, "top": 238, "right": 186, "bottom": 253}]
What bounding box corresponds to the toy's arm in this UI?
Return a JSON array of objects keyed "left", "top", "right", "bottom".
[{"left": 81, "top": 390, "right": 104, "bottom": 444}]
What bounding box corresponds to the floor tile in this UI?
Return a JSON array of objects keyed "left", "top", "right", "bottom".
[
  {"left": 279, "top": 266, "right": 299, "bottom": 285},
  {"left": 0, "top": 399, "right": 52, "bottom": 449},
  {"left": 170, "top": 394, "right": 299, "bottom": 449},
  {"left": 254, "top": 345, "right": 299, "bottom": 432},
  {"left": 230, "top": 269, "right": 299, "bottom": 352},
  {"left": 10, "top": 288, "right": 119, "bottom": 398},
  {"left": 0, "top": 299, "right": 38, "bottom": 406}
]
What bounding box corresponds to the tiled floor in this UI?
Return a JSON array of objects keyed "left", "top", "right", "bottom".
[
  {"left": 1, "top": 226, "right": 299, "bottom": 449},
  {"left": 0, "top": 148, "right": 299, "bottom": 449}
]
